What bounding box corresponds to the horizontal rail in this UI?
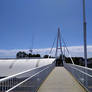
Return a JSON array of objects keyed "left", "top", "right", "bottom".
[
  {"left": 0, "top": 63, "right": 50, "bottom": 83},
  {"left": 64, "top": 62, "right": 92, "bottom": 92},
  {"left": 70, "top": 66, "right": 92, "bottom": 78},
  {"left": 6, "top": 66, "right": 50, "bottom": 92},
  {"left": 71, "top": 63, "right": 92, "bottom": 71},
  {"left": 0, "top": 60, "right": 55, "bottom": 92}
]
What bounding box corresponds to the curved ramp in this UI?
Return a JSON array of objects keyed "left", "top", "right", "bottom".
[{"left": 38, "top": 67, "right": 86, "bottom": 92}]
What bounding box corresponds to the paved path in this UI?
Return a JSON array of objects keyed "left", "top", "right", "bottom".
[{"left": 38, "top": 67, "right": 86, "bottom": 92}]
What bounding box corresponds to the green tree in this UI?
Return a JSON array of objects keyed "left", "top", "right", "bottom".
[
  {"left": 43, "top": 55, "right": 49, "bottom": 58},
  {"left": 16, "top": 51, "right": 27, "bottom": 58}
]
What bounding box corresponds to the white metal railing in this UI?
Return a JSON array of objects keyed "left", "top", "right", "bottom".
[
  {"left": 64, "top": 62, "right": 92, "bottom": 92},
  {"left": 0, "top": 61, "right": 55, "bottom": 92}
]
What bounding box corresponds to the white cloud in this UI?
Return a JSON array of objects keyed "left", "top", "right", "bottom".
[
  {"left": 66, "top": 46, "right": 92, "bottom": 58},
  {"left": 0, "top": 49, "right": 29, "bottom": 58},
  {"left": 0, "top": 45, "right": 92, "bottom": 58}
]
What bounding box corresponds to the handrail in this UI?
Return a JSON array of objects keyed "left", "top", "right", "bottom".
[
  {"left": 64, "top": 62, "right": 92, "bottom": 92},
  {"left": 70, "top": 63, "right": 92, "bottom": 71},
  {"left": 0, "top": 60, "right": 56, "bottom": 92},
  {"left": 0, "top": 63, "right": 51, "bottom": 83},
  {"left": 70, "top": 66, "right": 92, "bottom": 77},
  {"left": 6, "top": 66, "right": 50, "bottom": 92}
]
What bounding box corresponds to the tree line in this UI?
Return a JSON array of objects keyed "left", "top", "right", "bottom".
[
  {"left": 16, "top": 51, "right": 53, "bottom": 58},
  {"left": 56, "top": 55, "right": 85, "bottom": 66},
  {"left": 56, "top": 55, "right": 92, "bottom": 68},
  {"left": 16, "top": 51, "right": 92, "bottom": 68}
]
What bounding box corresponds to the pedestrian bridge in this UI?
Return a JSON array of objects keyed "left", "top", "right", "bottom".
[
  {"left": 0, "top": 59, "right": 92, "bottom": 92},
  {"left": 38, "top": 67, "right": 86, "bottom": 92}
]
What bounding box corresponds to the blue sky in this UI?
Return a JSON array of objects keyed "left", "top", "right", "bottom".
[{"left": 0, "top": 0, "right": 92, "bottom": 57}]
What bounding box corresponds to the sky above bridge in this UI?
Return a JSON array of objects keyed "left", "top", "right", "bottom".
[{"left": 0, "top": 0, "right": 92, "bottom": 58}]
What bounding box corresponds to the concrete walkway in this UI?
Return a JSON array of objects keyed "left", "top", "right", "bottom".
[{"left": 38, "top": 67, "right": 86, "bottom": 92}]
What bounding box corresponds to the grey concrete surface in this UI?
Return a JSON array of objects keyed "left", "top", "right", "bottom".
[{"left": 38, "top": 67, "right": 86, "bottom": 92}]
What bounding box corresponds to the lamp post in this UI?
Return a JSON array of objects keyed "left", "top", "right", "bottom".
[{"left": 83, "top": 0, "right": 87, "bottom": 67}]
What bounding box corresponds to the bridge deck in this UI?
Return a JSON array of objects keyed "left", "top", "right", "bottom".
[{"left": 38, "top": 67, "right": 86, "bottom": 92}]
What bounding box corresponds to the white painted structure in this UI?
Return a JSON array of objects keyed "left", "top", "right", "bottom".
[{"left": 0, "top": 58, "right": 55, "bottom": 76}]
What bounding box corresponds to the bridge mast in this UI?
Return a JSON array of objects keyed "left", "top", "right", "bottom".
[
  {"left": 55, "top": 28, "right": 64, "bottom": 64},
  {"left": 83, "top": 0, "right": 87, "bottom": 67}
]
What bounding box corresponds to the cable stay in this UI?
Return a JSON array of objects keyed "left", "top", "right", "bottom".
[
  {"left": 60, "top": 35, "right": 74, "bottom": 64},
  {"left": 48, "top": 34, "right": 57, "bottom": 57}
]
